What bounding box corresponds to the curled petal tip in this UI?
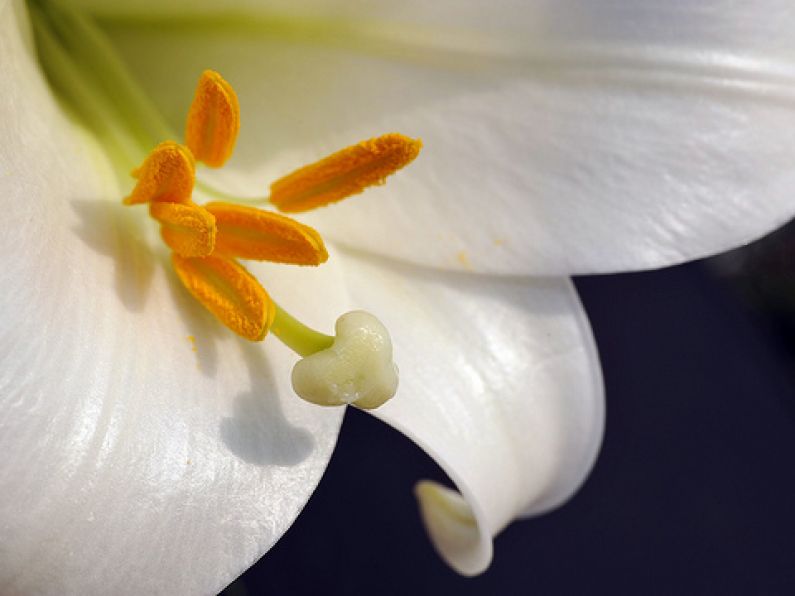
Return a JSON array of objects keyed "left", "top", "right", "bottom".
[{"left": 414, "top": 481, "right": 490, "bottom": 577}]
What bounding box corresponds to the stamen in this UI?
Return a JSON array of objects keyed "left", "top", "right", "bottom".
[
  {"left": 185, "top": 70, "right": 240, "bottom": 168},
  {"left": 269, "top": 133, "right": 422, "bottom": 213},
  {"left": 124, "top": 141, "right": 195, "bottom": 205},
  {"left": 206, "top": 202, "right": 328, "bottom": 265},
  {"left": 150, "top": 201, "right": 216, "bottom": 257},
  {"left": 171, "top": 254, "right": 275, "bottom": 341}
]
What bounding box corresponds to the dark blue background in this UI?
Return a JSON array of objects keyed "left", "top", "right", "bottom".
[{"left": 224, "top": 229, "right": 795, "bottom": 595}]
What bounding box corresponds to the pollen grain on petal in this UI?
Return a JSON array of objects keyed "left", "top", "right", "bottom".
[
  {"left": 150, "top": 201, "right": 216, "bottom": 257},
  {"left": 124, "top": 141, "right": 195, "bottom": 205},
  {"left": 206, "top": 202, "right": 328, "bottom": 265},
  {"left": 185, "top": 70, "right": 240, "bottom": 168},
  {"left": 269, "top": 133, "right": 422, "bottom": 213},
  {"left": 172, "top": 253, "right": 275, "bottom": 341}
]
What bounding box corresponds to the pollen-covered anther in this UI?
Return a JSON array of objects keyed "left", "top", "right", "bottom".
[
  {"left": 124, "top": 141, "right": 195, "bottom": 205},
  {"left": 185, "top": 70, "right": 240, "bottom": 168},
  {"left": 172, "top": 253, "right": 275, "bottom": 341},
  {"left": 150, "top": 201, "right": 216, "bottom": 257},
  {"left": 206, "top": 202, "right": 328, "bottom": 265},
  {"left": 269, "top": 133, "right": 422, "bottom": 213}
]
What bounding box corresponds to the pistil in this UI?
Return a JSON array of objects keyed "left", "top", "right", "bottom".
[{"left": 271, "top": 305, "right": 334, "bottom": 357}]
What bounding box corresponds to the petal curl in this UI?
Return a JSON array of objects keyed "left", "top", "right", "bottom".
[
  {"left": 0, "top": 3, "right": 345, "bottom": 592},
  {"left": 333, "top": 248, "right": 604, "bottom": 574},
  {"left": 85, "top": 1, "right": 795, "bottom": 274}
]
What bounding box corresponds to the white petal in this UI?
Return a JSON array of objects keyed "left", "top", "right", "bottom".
[
  {"left": 0, "top": 3, "right": 346, "bottom": 593},
  {"left": 333, "top": 249, "right": 604, "bottom": 574},
  {"left": 88, "top": 1, "right": 795, "bottom": 274}
]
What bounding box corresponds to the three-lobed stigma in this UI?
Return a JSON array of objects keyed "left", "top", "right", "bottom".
[
  {"left": 121, "top": 69, "right": 419, "bottom": 409},
  {"left": 292, "top": 311, "right": 399, "bottom": 410}
]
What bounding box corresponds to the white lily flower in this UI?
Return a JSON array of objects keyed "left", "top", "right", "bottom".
[
  {"left": 1, "top": 1, "right": 603, "bottom": 593},
  {"left": 5, "top": 0, "right": 792, "bottom": 591}
]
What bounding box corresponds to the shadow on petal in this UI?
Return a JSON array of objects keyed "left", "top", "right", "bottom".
[
  {"left": 70, "top": 199, "right": 154, "bottom": 313},
  {"left": 72, "top": 200, "right": 315, "bottom": 467},
  {"left": 220, "top": 342, "right": 314, "bottom": 467}
]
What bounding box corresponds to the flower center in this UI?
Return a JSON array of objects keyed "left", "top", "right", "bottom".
[
  {"left": 125, "top": 70, "right": 419, "bottom": 348},
  {"left": 29, "top": 0, "right": 419, "bottom": 409}
]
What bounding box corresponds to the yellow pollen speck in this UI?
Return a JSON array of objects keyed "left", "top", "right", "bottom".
[
  {"left": 187, "top": 335, "right": 197, "bottom": 352},
  {"left": 185, "top": 70, "right": 240, "bottom": 168},
  {"left": 456, "top": 251, "right": 472, "bottom": 270},
  {"left": 150, "top": 201, "right": 216, "bottom": 257},
  {"left": 124, "top": 141, "right": 195, "bottom": 205},
  {"left": 269, "top": 133, "right": 422, "bottom": 213},
  {"left": 206, "top": 202, "right": 328, "bottom": 265},
  {"left": 493, "top": 237, "right": 505, "bottom": 247},
  {"left": 172, "top": 254, "right": 275, "bottom": 341}
]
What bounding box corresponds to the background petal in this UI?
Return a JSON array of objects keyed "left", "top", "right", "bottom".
[
  {"left": 0, "top": 3, "right": 346, "bottom": 593},
  {"left": 333, "top": 248, "right": 604, "bottom": 574},
  {"left": 80, "top": 0, "right": 795, "bottom": 274}
]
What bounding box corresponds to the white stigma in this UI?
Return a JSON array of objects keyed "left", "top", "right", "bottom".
[{"left": 291, "top": 311, "right": 398, "bottom": 409}]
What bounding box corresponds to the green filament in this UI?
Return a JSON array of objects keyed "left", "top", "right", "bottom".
[
  {"left": 194, "top": 179, "right": 271, "bottom": 205},
  {"left": 32, "top": 0, "right": 174, "bottom": 149},
  {"left": 29, "top": 3, "right": 144, "bottom": 171}
]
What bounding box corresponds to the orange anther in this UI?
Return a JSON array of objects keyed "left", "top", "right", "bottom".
[
  {"left": 206, "top": 202, "right": 328, "bottom": 265},
  {"left": 269, "top": 133, "right": 422, "bottom": 213},
  {"left": 171, "top": 254, "right": 275, "bottom": 341},
  {"left": 185, "top": 70, "right": 240, "bottom": 168},
  {"left": 150, "top": 201, "right": 216, "bottom": 257},
  {"left": 124, "top": 141, "right": 195, "bottom": 205}
]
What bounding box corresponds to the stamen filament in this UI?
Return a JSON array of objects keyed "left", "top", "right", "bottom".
[
  {"left": 32, "top": 0, "right": 174, "bottom": 151},
  {"left": 195, "top": 179, "right": 270, "bottom": 204},
  {"left": 271, "top": 304, "right": 334, "bottom": 357},
  {"left": 29, "top": 4, "right": 144, "bottom": 169}
]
